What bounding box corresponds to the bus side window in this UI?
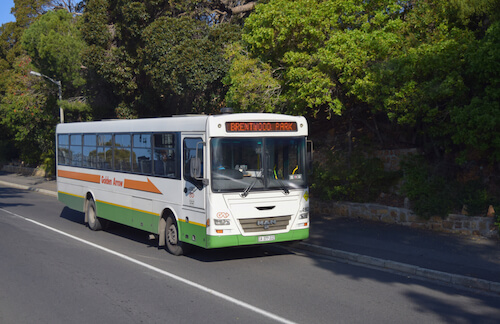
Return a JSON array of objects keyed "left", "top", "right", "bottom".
[
  {"left": 132, "top": 134, "right": 152, "bottom": 174},
  {"left": 97, "top": 134, "right": 113, "bottom": 170},
  {"left": 153, "top": 133, "right": 178, "bottom": 178},
  {"left": 70, "top": 134, "right": 82, "bottom": 167},
  {"left": 58, "top": 134, "right": 69, "bottom": 165},
  {"left": 114, "top": 134, "right": 131, "bottom": 172},
  {"left": 83, "top": 134, "right": 97, "bottom": 168}
]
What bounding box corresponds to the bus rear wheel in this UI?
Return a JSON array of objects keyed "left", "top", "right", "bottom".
[
  {"left": 86, "top": 198, "right": 102, "bottom": 231},
  {"left": 165, "top": 216, "right": 187, "bottom": 256}
]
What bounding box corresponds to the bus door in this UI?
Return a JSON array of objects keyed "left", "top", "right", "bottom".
[{"left": 181, "top": 135, "right": 206, "bottom": 221}]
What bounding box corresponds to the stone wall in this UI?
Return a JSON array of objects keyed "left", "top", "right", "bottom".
[
  {"left": 311, "top": 200, "right": 498, "bottom": 238},
  {"left": 1, "top": 164, "right": 46, "bottom": 177}
]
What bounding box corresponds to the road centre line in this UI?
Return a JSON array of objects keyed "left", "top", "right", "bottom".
[{"left": 0, "top": 207, "right": 297, "bottom": 324}]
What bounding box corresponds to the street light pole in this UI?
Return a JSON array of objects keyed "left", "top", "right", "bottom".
[{"left": 30, "top": 71, "right": 64, "bottom": 123}]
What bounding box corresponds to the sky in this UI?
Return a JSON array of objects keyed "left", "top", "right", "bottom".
[{"left": 0, "top": 0, "right": 15, "bottom": 26}]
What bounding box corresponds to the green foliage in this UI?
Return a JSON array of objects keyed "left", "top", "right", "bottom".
[
  {"left": 231, "top": 0, "right": 500, "bottom": 164},
  {"left": 0, "top": 55, "right": 57, "bottom": 165},
  {"left": 451, "top": 21, "right": 500, "bottom": 162},
  {"left": 238, "top": 0, "right": 344, "bottom": 116},
  {"left": 41, "top": 150, "right": 55, "bottom": 178},
  {"left": 115, "top": 101, "right": 138, "bottom": 119},
  {"left": 58, "top": 99, "right": 93, "bottom": 122},
  {"left": 311, "top": 150, "right": 399, "bottom": 203},
  {"left": 400, "top": 156, "right": 454, "bottom": 219},
  {"left": 400, "top": 155, "right": 499, "bottom": 219},
  {"left": 456, "top": 180, "right": 496, "bottom": 216},
  {"left": 22, "top": 10, "right": 87, "bottom": 91},
  {"left": 81, "top": 0, "right": 242, "bottom": 116},
  {"left": 80, "top": 0, "right": 111, "bottom": 47},
  {"left": 223, "top": 43, "right": 282, "bottom": 112}
]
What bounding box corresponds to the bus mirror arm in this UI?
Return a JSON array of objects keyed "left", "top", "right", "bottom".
[
  {"left": 192, "top": 141, "right": 208, "bottom": 186},
  {"left": 307, "top": 139, "right": 314, "bottom": 175}
]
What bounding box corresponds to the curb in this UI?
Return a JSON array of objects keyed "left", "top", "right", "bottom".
[
  {"left": 0, "top": 180, "right": 58, "bottom": 198},
  {"left": 295, "top": 242, "right": 500, "bottom": 295}
]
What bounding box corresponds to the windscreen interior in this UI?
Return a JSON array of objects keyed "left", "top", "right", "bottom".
[{"left": 211, "top": 137, "right": 307, "bottom": 193}]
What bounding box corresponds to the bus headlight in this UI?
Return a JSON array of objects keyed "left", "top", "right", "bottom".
[
  {"left": 299, "top": 207, "right": 309, "bottom": 219},
  {"left": 214, "top": 219, "right": 231, "bottom": 225}
]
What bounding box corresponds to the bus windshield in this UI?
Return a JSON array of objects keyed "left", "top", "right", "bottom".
[{"left": 211, "top": 137, "right": 307, "bottom": 194}]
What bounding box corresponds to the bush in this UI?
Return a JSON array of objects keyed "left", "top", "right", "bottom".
[
  {"left": 457, "top": 180, "right": 492, "bottom": 216},
  {"left": 41, "top": 151, "right": 55, "bottom": 178},
  {"left": 401, "top": 156, "right": 499, "bottom": 219},
  {"left": 311, "top": 150, "right": 399, "bottom": 202},
  {"left": 400, "top": 156, "right": 454, "bottom": 219}
]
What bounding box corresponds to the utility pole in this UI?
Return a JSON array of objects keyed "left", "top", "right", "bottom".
[{"left": 30, "top": 71, "right": 64, "bottom": 123}]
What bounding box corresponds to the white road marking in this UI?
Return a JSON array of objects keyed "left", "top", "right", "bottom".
[{"left": 0, "top": 207, "right": 297, "bottom": 324}]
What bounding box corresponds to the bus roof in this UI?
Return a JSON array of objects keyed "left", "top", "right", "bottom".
[{"left": 56, "top": 113, "right": 308, "bottom": 136}]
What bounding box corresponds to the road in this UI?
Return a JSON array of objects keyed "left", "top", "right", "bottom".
[{"left": 1, "top": 184, "right": 500, "bottom": 323}]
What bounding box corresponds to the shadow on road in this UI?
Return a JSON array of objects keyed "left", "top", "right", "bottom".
[
  {"left": 58, "top": 206, "right": 290, "bottom": 262},
  {"left": 59, "top": 206, "right": 85, "bottom": 225},
  {"left": 0, "top": 187, "right": 33, "bottom": 208}
]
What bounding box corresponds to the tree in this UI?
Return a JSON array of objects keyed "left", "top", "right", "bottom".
[
  {"left": 0, "top": 55, "right": 57, "bottom": 165},
  {"left": 228, "top": 0, "right": 406, "bottom": 118},
  {"left": 0, "top": 0, "right": 55, "bottom": 165},
  {"left": 22, "top": 9, "right": 87, "bottom": 92},
  {"left": 22, "top": 9, "right": 91, "bottom": 122},
  {"left": 81, "top": 0, "right": 243, "bottom": 118},
  {"left": 224, "top": 43, "right": 282, "bottom": 113},
  {"left": 227, "top": 0, "right": 499, "bottom": 158},
  {"left": 451, "top": 21, "right": 500, "bottom": 162},
  {"left": 141, "top": 16, "right": 240, "bottom": 115}
]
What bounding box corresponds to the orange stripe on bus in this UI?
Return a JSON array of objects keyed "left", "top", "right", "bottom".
[
  {"left": 123, "top": 178, "right": 162, "bottom": 194},
  {"left": 58, "top": 170, "right": 101, "bottom": 183}
]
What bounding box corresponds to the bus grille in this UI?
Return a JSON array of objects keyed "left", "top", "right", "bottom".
[{"left": 238, "top": 216, "right": 291, "bottom": 233}]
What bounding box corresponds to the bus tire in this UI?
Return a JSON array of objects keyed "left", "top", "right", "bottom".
[
  {"left": 165, "top": 216, "right": 187, "bottom": 256},
  {"left": 86, "top": 198, "right": 102, "bottom": 231}
]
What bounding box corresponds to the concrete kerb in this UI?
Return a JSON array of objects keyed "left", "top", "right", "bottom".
[
  {"left": 295, "top": 242, "right": 500, "bottom": 295},
  {"left": 0, "top": 180, "right": 57, "bottom": 198}
]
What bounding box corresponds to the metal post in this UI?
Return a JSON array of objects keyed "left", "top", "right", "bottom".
[{"left": 29, "top": 71, "right": 64, "bottom": 123}]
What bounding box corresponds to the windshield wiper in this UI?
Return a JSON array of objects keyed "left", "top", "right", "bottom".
[
  {"left": 272, "top": 167, "right": 290, "bottom": 195},
  {"left": 240, "top": 170, "right": 264, "bottom": 198},
  {"left": 275, "top": 178, "right": 290, "bottom": 195}
]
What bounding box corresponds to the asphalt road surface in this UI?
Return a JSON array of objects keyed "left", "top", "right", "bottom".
[{"left": 1, "top": 184, "right": 499, "bottom": 323}]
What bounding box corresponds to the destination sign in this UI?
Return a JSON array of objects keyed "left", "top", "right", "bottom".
[{"left": 226, "top": 122, "right": 297, "bottom": 132}]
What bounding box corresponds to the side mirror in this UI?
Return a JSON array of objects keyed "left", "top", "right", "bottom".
[{"left": 190, "top": 157, "right": 201, "bottom": 179}]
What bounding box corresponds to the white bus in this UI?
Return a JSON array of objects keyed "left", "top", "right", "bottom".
[{"left": 56, "top": 113, "right": 310, "bottom": 255}]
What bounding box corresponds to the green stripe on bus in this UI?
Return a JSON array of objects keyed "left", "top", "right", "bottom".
[
  {"left": 178, "top": 221, "right": 208, "bottom": 248},
  {"left": 58, "top": 192, "right": 85, "bottom": 212},
  {"left": 206, "top": 228, "right": 309, "bottom": 249},
  {"left": 95, "top": 200, "right": 160, "bottom": 234}
]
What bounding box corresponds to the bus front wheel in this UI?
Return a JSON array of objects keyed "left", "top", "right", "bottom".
[
  {"left": 86, "top": 198, "right": 102, "bottom": 231},
  {"left": 165, "top": 216, "right": 186, "bottom": 256}
]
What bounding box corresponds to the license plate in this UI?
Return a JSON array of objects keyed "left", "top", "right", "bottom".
[{"left": 258, "top": 235, "right": 275, "bottom": 242}]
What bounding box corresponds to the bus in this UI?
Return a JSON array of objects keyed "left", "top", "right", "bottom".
[{"left": 56, "top": 112, "right": 311, "bottom": 255}]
